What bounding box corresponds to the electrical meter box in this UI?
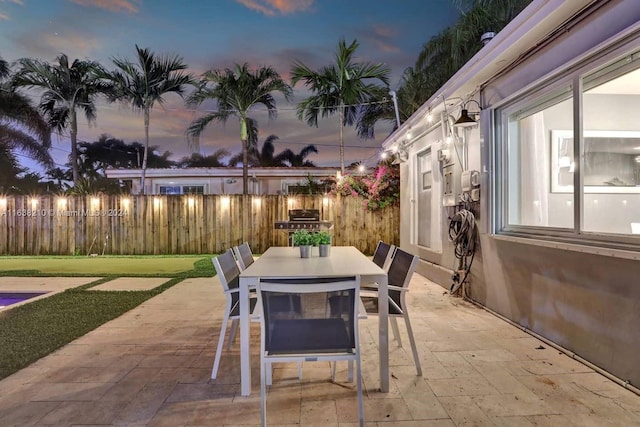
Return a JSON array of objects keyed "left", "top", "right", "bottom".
[{"left": 443, "top": 161, "right": 462, "bottom": 206}]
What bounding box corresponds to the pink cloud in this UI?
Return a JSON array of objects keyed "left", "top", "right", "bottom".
[
  {"left": 69, "top": 0, "right": 139, "bottom": 14},
  {"left": 236, "top": 0, "right": 313, "bottom": 16},
  {"left": 0, "top": 12, "right": 9, "bottom": 20}
]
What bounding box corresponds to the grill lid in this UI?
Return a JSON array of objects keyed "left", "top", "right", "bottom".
[{"left": 288, "top": 209, "right": 320, "bottom": 221}]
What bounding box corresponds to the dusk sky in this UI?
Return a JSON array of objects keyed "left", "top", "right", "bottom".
[{"left": 1, "top": 0, "right": 461, "bottom": 173}]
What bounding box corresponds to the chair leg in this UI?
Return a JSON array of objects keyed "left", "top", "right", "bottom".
[
  {"left": 227, "top": 318, "right": 239, "bottom": 350},
  {"left": 211, "top": 314, "right": 230, "bottom": 380},
  {"left": 403, "top": 311, "right": 422, "bottom": 376},
  {"left": 391, "top": 316, "right": 402, "bottom": 347},
  {"left": 261, "top": 357, "right": 267, "bottom": 427},
  {"left": 356, "top": 356, "right": 364, "bottom": 427},
  {"left": 347, "top": 360, "right": 354, "bottom": 383}
]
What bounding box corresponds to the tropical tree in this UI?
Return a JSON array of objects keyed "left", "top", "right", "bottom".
[
  {"left": 177, "top": 149, "right": 230, "bottom": 168},
  {"left": 1, "top": 56, "right": 53, "bottom": 192},
  {"left": 12, "top": 53, "right": 109, "bottom": 183},
  {"left": 105, "top": 45, "right": 193, "bottom": 194},
  {"left": 186, "top": 63, "right": 292, "bottom": 194},
  {"left": 280, "top": 144, "right": 318, "bottom": 167},
  {"left": 77, "top": 134, "right": 148, "bottom": 179},
  {"left": 228, "top": 120, "right": 289, "bottom": 167},
  {"left": 415, "top": 0, "right": 532, "bottom": 93},
  {"left": 290, "top": 39, "right": 390, "bottom": 173}
]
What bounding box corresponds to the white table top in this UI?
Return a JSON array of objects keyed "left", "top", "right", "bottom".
[{"left": 240, "top": 246, "right": 386, "bottom": 280}]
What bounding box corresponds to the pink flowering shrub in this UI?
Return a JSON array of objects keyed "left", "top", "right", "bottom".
[{"left": 330, "top": 164, "right": 400, "bottom": 211}]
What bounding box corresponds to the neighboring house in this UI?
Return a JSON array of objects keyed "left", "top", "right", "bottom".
[
  {"left": 105, "top": 167, "right": 340, "bottom": 195},
  {"left": 383, "top": 0, "right": 640, "bottom": 388}
]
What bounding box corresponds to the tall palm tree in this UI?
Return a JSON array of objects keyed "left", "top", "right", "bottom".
[
  {"left": 1, "top": 55, "right": 53, "bottom": 184},
  {"left": 12, "top": 53, "right": 108, "bottom": 183},
  {"left": 186, "top": 63, "right": 292, "bottom": 194},
  {"left": 290, "top": 39, "right": 390, "bottom": 173},
  {"left": 105, "top": 45, "right": 193, "bottom": 194},
  {"left": 280, "top": 144, "right": 318, "bottom": 167}
]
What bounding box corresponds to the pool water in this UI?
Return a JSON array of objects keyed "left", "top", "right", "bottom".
[{"left": 0, "top": 292, "right": 48, "bottom": 309}]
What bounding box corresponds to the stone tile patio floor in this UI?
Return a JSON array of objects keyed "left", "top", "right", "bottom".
[{"left": 1, "top": 273, "right": 639, "bottom": 426}]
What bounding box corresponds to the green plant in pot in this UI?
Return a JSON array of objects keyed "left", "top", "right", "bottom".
[
  {"left": 316, "top": 230, "right": 331, "bottom": 257},
  {"left": 292, "top": 230, "right": 313, "bottom": 258}
]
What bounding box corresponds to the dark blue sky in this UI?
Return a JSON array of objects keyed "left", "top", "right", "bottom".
[{"left": 1, "top": 0, "right": 460, "bottom": 171}]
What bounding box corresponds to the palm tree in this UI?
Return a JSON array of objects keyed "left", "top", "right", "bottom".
[
  {"left": 186, "top": 63, "right": 292, "bottom": 194},
  {"left": 229, "top": 134, "right": 289, "bottom": 167},
  {"left": 290, "top": 39, "right": 390, "bottom": 173},
  {"left": 12, "top": 53, "right": 109, "bottom": 183},
  {"left": 1, "top": 55, "right": 53, "bottom": 188},
  {"left": 105, "top": 45, "right": 193, "bottom": 194},
  {"left": 177, "top": 149, "right": 230, "bottom": 168},
  {"left": 228, "top": 119, "right": 289, "bottom": 167},
  {"left": 280, "top": 144, "right": 318, "bottom": 167},
  {"left": 416, "top": 0, "right": 532, "bottom": 91}
]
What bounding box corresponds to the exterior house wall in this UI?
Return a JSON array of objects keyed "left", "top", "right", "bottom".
[
  {"left": 107, "top": 167, "right": 340, "bottom": 195},
  {"left": 386, "top": 0, "right": 640, "bottom": 387}
]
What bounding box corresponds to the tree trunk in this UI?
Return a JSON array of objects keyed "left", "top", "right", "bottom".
[
  {"left": 339, "top": 104, "right": 345, "bottom": 173},
  {"left": 140, "top": 108, "right": 150, "bottom": 195},
  {"left": 241, "top": 117, "right": 248, "bottom": 195},
  {"left": 70, "top": 111, "right": 79, "bottom": 184}
]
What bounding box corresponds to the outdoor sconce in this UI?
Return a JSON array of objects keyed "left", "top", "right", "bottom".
[
  {"left": 187, "top": 197, "right": 195, "bottom": 208},
  {"left": 453, "top": 99, "right": 482, "bottom": 128},
  {"left": 57, "top": 197, "right": 67, "bottom": 209},
  {"left": 253, "top": 196, "right": 261, "bottom": 207},
  {"left": 0, "top": 198, "right": 6, "bottom": 209},
  {"left": 153, "top": 197, "right": 161, "bottom": 209},
  {"left": 323, "top": 196, "right": 329, "bottom": 206},
  {"left": 30, "top": 198, "right": 38, "bottom": 209}
]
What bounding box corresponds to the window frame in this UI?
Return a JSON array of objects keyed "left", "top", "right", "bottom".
[{"left": 494, "top": 39, "right": 640, "bottom": 251}]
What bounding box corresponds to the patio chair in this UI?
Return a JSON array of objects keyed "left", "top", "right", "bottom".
[
  {"left": 372, "top": 240, "right": 396, "bottom": 270},
  {"left": 233, "top": 242, "right": 255, "bottom": 271},
  {"left": 257, "top": 276, "right": 364, "bottom": 427},
  {"left": 360, "top": 247, "right": 422, "bottom": 376},
  {"left": 361, "top": 240, "right": 396, "bottom": 292},
  {"left": 210, "top": 249, "right": 258, "bottom": 380}
]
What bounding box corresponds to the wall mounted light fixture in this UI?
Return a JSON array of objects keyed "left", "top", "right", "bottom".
[{"left": 454, "top": 99, "right": 482, "bottom": 128}]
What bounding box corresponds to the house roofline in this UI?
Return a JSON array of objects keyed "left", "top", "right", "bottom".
[
  {"left": 382, "top": 0, "right": 597, "bottom": 149},
  {"left": 105, "top": 166, "right": 342, "bottom": 179}
]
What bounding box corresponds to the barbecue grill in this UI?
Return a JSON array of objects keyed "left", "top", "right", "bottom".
[{"left": 274, "top": 209, "right": 333, "bottom": 245}]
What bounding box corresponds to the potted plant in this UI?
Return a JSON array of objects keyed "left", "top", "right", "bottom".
[
  {"left": 292, "top": 230, "right": 313, "bottom": 258},
  {"left": 316, "top": 231, "right": 332, "bottom": 257}
]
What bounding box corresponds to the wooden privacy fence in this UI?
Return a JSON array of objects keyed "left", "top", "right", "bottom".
[{"left": 0, "top": 195, "right": 399, "bottom": 256}]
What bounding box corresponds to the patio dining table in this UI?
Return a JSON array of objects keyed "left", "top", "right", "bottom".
[{"left": 238, "top": 245, "right": 389, "bottom": 396}]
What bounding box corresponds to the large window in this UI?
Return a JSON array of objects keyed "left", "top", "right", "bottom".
[
  {"left": 498, "top": 48, "right": 640, "bottom": 245},
  {"left": 504, "top": 89, "right": 574, "bottom": 229}
]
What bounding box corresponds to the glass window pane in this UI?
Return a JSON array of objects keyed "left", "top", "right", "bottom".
[
  {"left": 506, "top": 93, "right": 574, "bottom": 228},
  {"left": 417, "top": 149, "right": 432, "bottom": 247},
  {"left": 583, "top": 64, "right": 640, "bottom": 235}
]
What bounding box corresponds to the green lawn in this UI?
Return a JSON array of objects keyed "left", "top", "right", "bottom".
[
  {"left": 0, "top": 255, "right": 216, "bottom": 380},
  {"left": 0, "top": 255, "right": 214, "bottom": 276}
]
